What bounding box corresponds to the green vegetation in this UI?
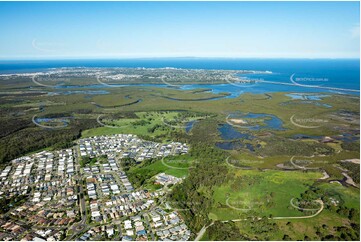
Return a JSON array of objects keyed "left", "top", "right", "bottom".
[
  {"left": 79, "top": 156, "right": 98, "bottom": 168},
  {"left": 0, "top": 75, "right": 359, "bottom": 241},
  {"left": 206, "top": 221, "right": 248, "bottom": 241},
  {"left": 0, "top": 116, "right": 98, "bottom": 164},
  {"left": 124, "top": 156, "right": 194, "bottom": 189},
  {"left": 339, "top": 161, "right": 360, "bottom": 183},
  {"left": 82, "top": 110, "right": 210, "bottom": 142},
  {"left": 210, "top": 170, "right": 323, "bottom": 220},
  {"left": 0, "top": 195, "right": 28, "bottom": 213}
]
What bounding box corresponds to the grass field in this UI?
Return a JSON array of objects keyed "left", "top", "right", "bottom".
[
  {"left": 209, "top": 169, "right": 323, "bottom": 221},
  {"left": 232, "top": 208, "right": 352, "bottom": 240},
  {"left": 130, "top": 155, "right": 194, "bottom": 179},
  {"left": 82, "top": 110, "right": 206, "bottom": 139},
  {"left": 142, "top": 159, "right": 190, "bottom": 178},
  {"left": 126, "top": 155, "right": 195, "bottom": 191},
  {"left": 225, "top": 150, "right": 360, "bottom": 181}
]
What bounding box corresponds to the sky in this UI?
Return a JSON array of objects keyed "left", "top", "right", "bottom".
[{"left": 0, "top": 1, "right": 359, "bottom": 59}]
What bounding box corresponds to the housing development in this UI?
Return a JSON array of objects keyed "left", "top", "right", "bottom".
[
  {"left": 0, "top": 1, "right": 360, "bottom": 241},
  {"left": 0, "top": 135, "right": 191, "bottom": 241}
]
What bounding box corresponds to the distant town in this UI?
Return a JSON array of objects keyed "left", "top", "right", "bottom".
[{"left": 0, "top": 67, "right": 266, "bottom": 86}]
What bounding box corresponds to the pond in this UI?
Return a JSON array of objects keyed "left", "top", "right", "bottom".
[
  {"left": 292, "top": 133, "right": 359, "bottom": 143},
  {"left": 333, "top": 133, "right": 360, "bottom": 142},
  {"left": 227, "top": 112, "right": 285, "bottom": 131},
  {"left": 215, "top": 141, "right": 256, "bottom": 152},
  {"left": 283, "top": 93, "right": 332, "bottom": 108},
  {"left": 34, "top": 117, "right": 72, "bottom": 127},
  {"left": 216, "top": 123, "right": 255, "bottom": 152},
  {"left": 300, "top": 101, "right": 332, "bottom": 108},
  {"left": 218, "top": 123, "right": 254, "bottom": 140},
  {"left": 185, "top": 120, "right": 197, "bottom": 133},
  {"left": 285, "top": 93, "right": 330, "bottom": 101}
]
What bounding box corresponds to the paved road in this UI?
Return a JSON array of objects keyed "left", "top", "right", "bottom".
[
  {"left": 289, "top": 156, "right": 320, "bottom": 170},
  {"left": 194, "top": 222, "right": 214, "bottom": 241},
  {"left": 226, "top": 199, "right": 324, "bottom": 222},
  {"left": 67, "top": 147, "right": 88, "bottom": 240},
  {"left": 225, "top": 197, "right": 251, "bottom": 211},
  {"left": 272, "top": 199, "right": 324, "bottom": 220},
  {"left": 74, "top": 147, "right": 86, "bottom": 224},
  {"left": 289, "top": 198, "right": 321, "bottom": 212},
  {"left": 258, "top": 77, "right": 360, "bottom": 93},
  {"left": 143, "top": 213, "right": 155, "bottom": 240},
  {"left": 117, "top": 223, "right": 122, "bottom": 240},
  {"left": 161, "top": 157, "right": 191, "bottom": 170},
  {"left": 193, "top": 199, "right": 325, "bottom": 240}
]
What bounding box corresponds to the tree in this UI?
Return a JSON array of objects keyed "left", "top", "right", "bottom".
[
  {"left": 207, "top": 221, "right": 248, "bottom": 241},
  {"left": 283, "top": 234, "right": 292, "bottom": 240}
]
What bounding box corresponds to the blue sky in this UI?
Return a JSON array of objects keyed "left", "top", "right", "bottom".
[{"left": 0, "top": 1, "right": 359, "bottom": 59}]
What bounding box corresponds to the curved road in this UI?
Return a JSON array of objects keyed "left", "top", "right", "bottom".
[
  {"left": 195, "top": 199, "right": 324, "bottom": 240},
  {"left": 228, "top": 199, "right": 324, "bottom": 222},
  {"left": 161, "top": 157, "right": 192, "bottom": 170},
  {"left": 256, "top": 79, "right": 359, "bottom": 93},
  {"left": 225, "top": 197, "right": 251, "bottom": 211},
  {"left": 289, "top": 156, "right": 319, "bottom": 170},
  {"left": 289, "top": 198, "right": 321, "bottom": 212},
  {"left": 194, "top": 222, "right": 214, "bottom": 241}
]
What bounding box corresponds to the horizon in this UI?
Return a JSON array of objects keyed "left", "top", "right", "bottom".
[
  {"left": 0, "top": 2, "right": 360, "bottom": 241},
  {"left": 0, "top": 57, "right": 360, "bottom": 62}
]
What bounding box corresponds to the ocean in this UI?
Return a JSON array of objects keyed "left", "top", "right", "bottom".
[{"left": 0, "top": 58, "right": 359, "bottom": 94}]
